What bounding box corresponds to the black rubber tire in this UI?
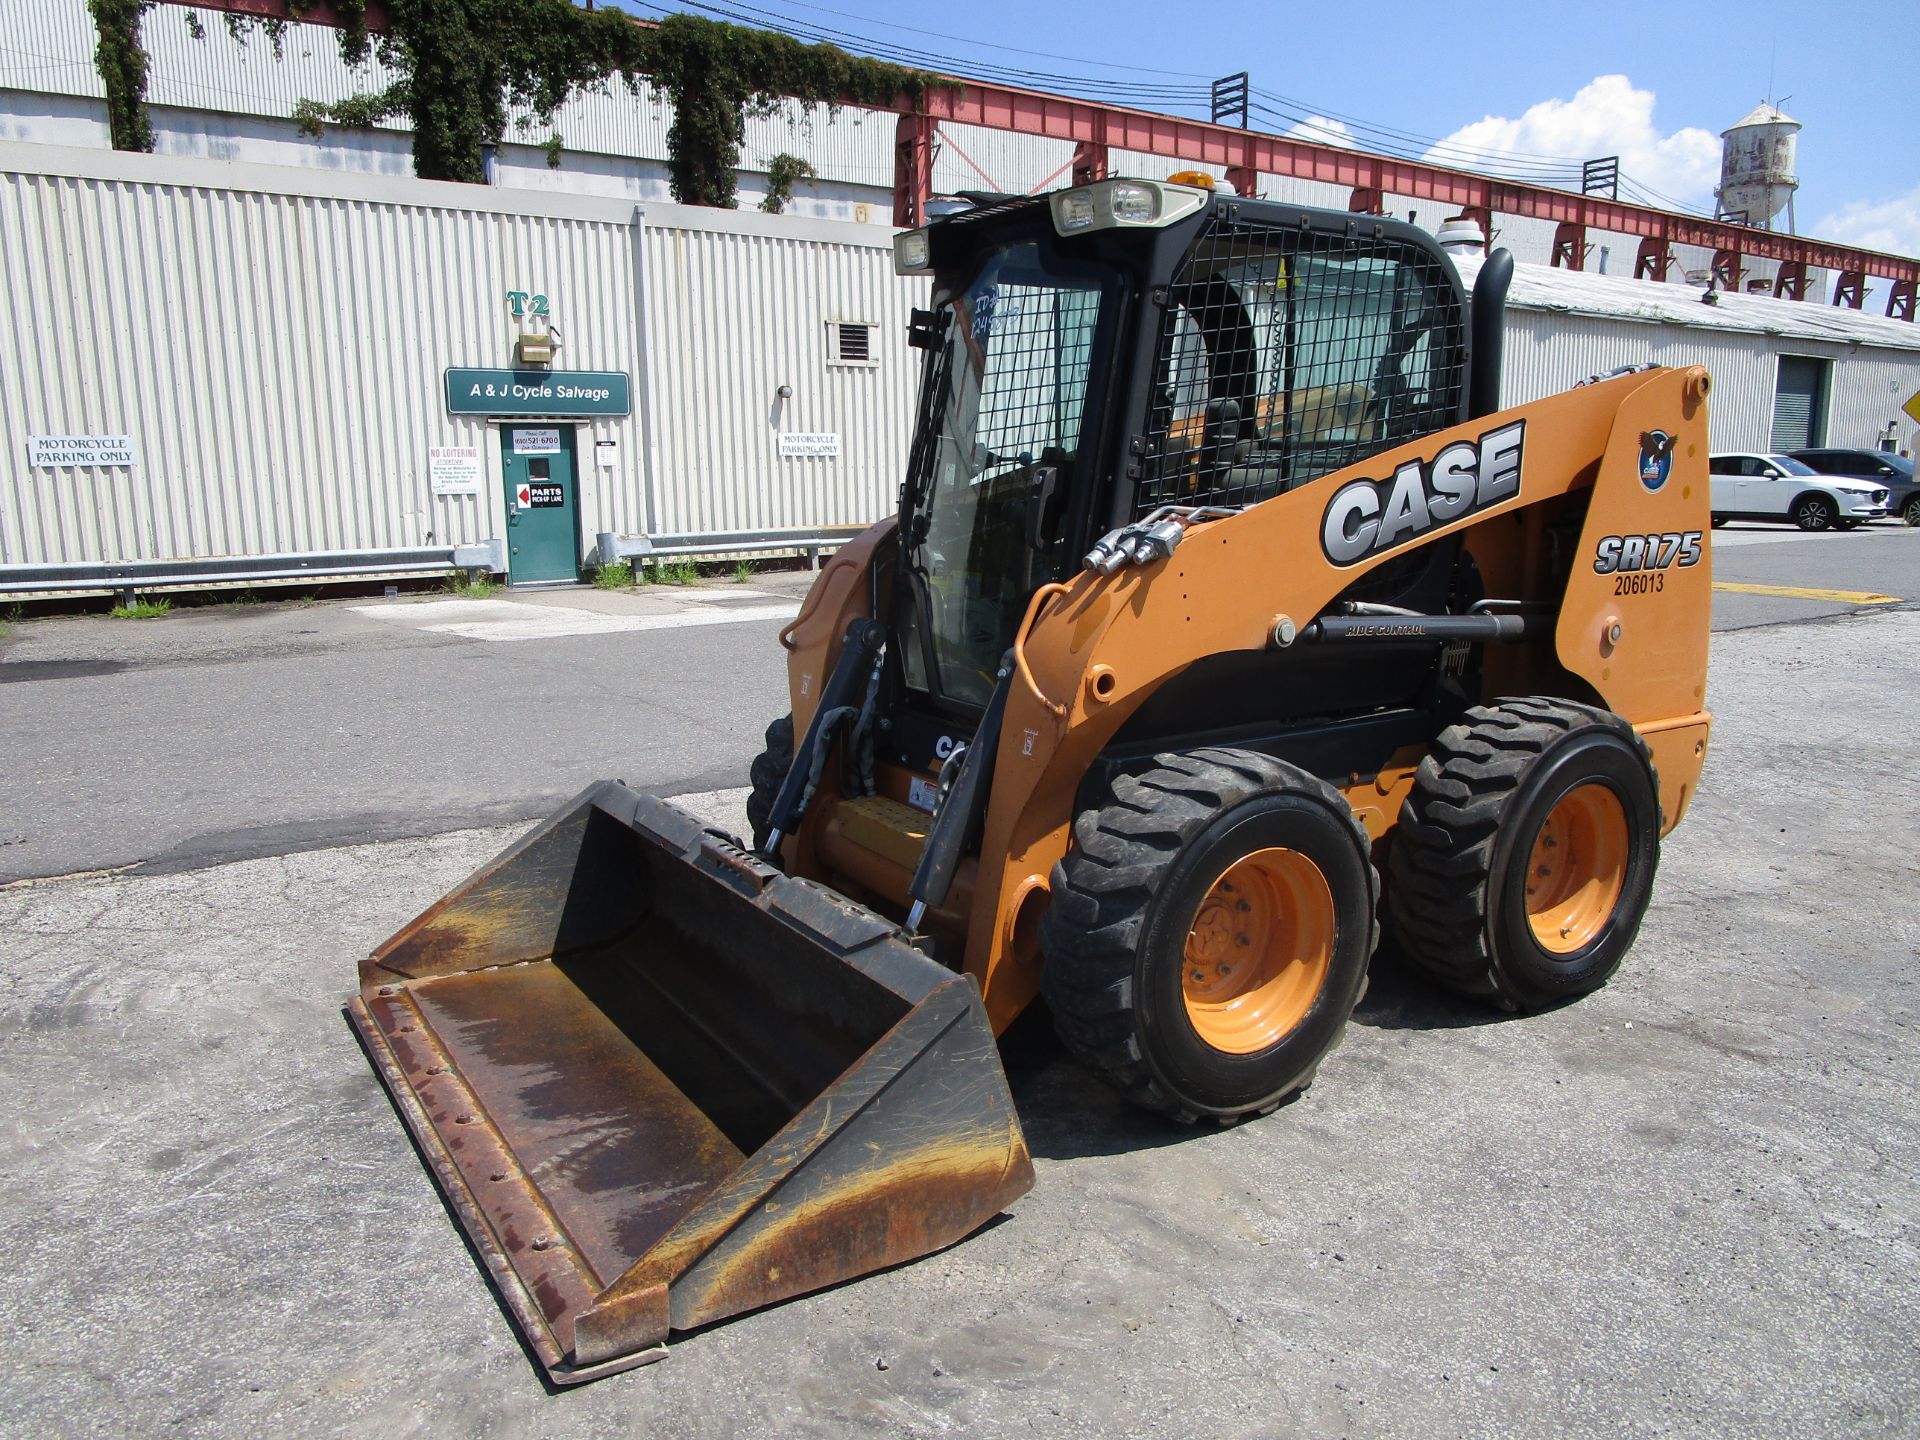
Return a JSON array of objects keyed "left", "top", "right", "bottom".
[
  {"left": 745, "top": 714, "right": 795, "bottom": 852},
  {"left": 1792, "top": 493, "right": 1837, "bottom": 531},
  {"left": 1837, "top": 519, "right": 1862, "bottom": 531},
  {"left": 1903, "top": 495, "right": 1920, "bottom": 527},
  {"left": 1388, "top": 697, "right": 1661, "bottom": 1013},
  {"left": 1040, "top": 748, "right": 1379, "bottom": 1123}
]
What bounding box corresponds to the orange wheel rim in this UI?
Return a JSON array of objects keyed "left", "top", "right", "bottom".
[
  {"left": 1181, "top": 847, "right": 1334, "bottom": 1054},
  {"left": 1524, "top": 783, "right": 1629, "bottom": 954}
]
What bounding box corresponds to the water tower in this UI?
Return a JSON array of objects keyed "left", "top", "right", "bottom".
[{"left": 1716, "top": 103, "right": 1800, "bottom": 231}]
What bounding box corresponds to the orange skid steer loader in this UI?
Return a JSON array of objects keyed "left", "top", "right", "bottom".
[{"left": 350, "top": 178, "right": 1712, "bottom": 1381}]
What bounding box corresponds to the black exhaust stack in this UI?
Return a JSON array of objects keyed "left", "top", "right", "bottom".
[{"left": 1469, "top": 247, "right": 1514, "bottom": 419}]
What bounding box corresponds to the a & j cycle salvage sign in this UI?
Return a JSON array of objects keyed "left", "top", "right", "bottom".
[{"left": 444, "top": 368, "right": 631, "bottom": 418}]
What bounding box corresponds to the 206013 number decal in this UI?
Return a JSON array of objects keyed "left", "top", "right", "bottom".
[{"left": 1593, "top": 530, "right": 1701, "bottom": 597}]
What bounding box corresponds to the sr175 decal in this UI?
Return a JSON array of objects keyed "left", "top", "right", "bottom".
[{"left": 1593, "top": 530, "right": 1702, "bottom": 594}]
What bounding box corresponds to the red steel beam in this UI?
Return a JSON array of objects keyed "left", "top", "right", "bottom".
[
  {"left": 917, "top": 82, "right": 1917, "bottom": 287},
  {"left": 153, "top": 0, "right": 1920, "bottom": 303},
  {"left": 184, "top": 0, "right": 391, "bottom": 29}
]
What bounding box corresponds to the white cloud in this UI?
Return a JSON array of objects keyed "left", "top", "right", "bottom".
[
  {"left": 1286, "top": 115, "right": 1357, "bottom": 150},
  {"left": 1815, "top": 186, "right": 1920, "bottom": 260},
  {"left": 1428, "top": 75, "right": 1721, "bottom": 205}
]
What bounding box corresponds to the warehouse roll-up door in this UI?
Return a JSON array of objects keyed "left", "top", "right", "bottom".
[{"left": 1771, "top": 355, "right": 1829, "bottom": 451}]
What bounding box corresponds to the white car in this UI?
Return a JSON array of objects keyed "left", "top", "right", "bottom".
[{"left": 1708, "top": 452, "right": 1890, "bottom": 531}]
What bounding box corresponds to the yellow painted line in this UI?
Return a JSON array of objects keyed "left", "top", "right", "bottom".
[{"left": 1712, "top": 581, "right": 1903, "bottom": 605}]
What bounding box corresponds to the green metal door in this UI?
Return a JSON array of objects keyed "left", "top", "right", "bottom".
[{"left": 501, "top": 427, "right": 581, "bottom": 585}]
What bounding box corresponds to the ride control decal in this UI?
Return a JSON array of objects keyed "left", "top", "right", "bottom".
[
  {"left": 1592, "top": 530, "right": 1702, "bottom": 594},
  {"left": 1638, "top": 429, "right": 1677, "bottom": 492},
  {"left": 1320, "top": 420, "right": 1525, "bottom": 566}
]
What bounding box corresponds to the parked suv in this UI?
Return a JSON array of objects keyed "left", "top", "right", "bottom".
[
  {"left": 1707, "top": 452, "right": 1889, "bottom": 531},
  {"left": 1790, "top": 448, "right": 1920, "bottom": 526}
]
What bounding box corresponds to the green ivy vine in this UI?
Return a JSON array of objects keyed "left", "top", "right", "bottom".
[
  {"left": 153, "top": 6, "right": 948, "bottom": 204},
  {"left": 643, "top": 14, "right": 943, "bottom": 208},
  {"left": 88, "top": 0, "right": 155, "bottom": 152},
  {"left": 760, "top": 153, "right": 815, "bottom": 214}
]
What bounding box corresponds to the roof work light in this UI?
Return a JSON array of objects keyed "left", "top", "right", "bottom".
[{"left": 1048, "top": 178, "right": 1210, "bottom": 237}]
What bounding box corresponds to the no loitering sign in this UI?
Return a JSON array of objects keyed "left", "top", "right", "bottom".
[{"left": 28, "top": 434, "right": 141, "bottom": 468}]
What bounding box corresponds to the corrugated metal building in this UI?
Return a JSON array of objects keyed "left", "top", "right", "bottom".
[
  {"left": 0, "top": 142, "right": 921, "bottom": 590},
  {"left": 4, "top": 140, "right": 1917, "bottom": 596},
  {"left": 1458, "top": 252, "right": 1920, "bottom": 451}
]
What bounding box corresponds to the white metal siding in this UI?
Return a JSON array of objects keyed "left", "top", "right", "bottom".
[
  {"left": 640, "top": 210, "right": 923, "bottom": 537},
  {"left": 0, "top": 0, "right": 103, "bottom": 100},
  {"left": 0, "top": 146, "right": 644, "bottom": 567},
  {"left": 934, "top": 121, "right": 1071, "bottom": 196},
  {"left": 0, "top": 0, "right": 935, "bottom": 199},
  {"left": 1498, "top": 309, "right": 1920, "bottom": 453}
]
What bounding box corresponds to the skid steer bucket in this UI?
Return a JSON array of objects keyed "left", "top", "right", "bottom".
[{"left": 348, "top": 781, "right": 1034, "bottom": 1384}]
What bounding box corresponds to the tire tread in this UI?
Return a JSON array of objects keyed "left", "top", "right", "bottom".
[
  {"left": 1041, "top": 748, "right": 1379, "bottom": 1123},
  {"left": 1387, "top": 696, "right": 1657, "bottom": 1010},
  {"left": 745, "top": 714, "right": 795, "bottom": 851}
]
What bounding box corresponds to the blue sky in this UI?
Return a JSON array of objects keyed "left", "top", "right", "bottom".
[{"left": 629, "top": 0, "right": 1920, "bottom": 255}]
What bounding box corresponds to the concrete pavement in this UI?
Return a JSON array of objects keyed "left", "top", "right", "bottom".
[
  {"left": 2, "top": 605, "right": 1916, "bottom": 1437},
  {"left": 1, "top": 526, "right": 1914, "bottom": 884},
  {"left": 0, "top": 575, "right": 810, "bottom": 882},
  {"left": 1708, "top": 522, "right": 1919, "bottom": 630}
]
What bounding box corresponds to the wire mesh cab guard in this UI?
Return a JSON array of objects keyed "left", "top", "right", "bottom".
[{"left": 1136, "top": 213, "right": 1470, "bottom": 519}]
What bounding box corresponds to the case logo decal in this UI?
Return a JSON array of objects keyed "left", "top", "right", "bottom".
[{"left": 1320, "top": 420, "right": 1525, "bottom": 567}]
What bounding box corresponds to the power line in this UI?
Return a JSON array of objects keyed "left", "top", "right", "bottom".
[
  {"left": 649, "top": 0, "right": 1214, "bottom": 107},
  {"left": 615, "top": 3, "right": 1716, "bottom": 216},
  {"left": 1252, "top": 85, "right": 1606, "bottom": 168},
  {"left": 1248, "top": 98, "right": 1587, "bottom": 180},
  {"left": 701, "top": 0, "right": 1217, "bottom": 82},
  {"left": 1248, "top": 95, "right": 1714, "bottom": 213}
]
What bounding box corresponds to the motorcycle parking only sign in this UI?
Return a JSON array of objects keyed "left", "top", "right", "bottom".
[
  {"left": 28, "top": 434, "right": 140, "bottom": 468},
  {"left": 778, "top": 432, "right": 841, "bottom": 458}
]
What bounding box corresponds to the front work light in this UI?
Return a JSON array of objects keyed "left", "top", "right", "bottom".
[
  {"left": 1056, "top": 190, "right": 1100, "bottom": 233},
  {"left": 1048, "top": 178, "right": 1210, "bottom": 238},
  {"left": 894, "top": 228, "right": 933, "bottom": 275},
  {"left": 1109, "top": 182, "right": 1158, "bottom": 223}
]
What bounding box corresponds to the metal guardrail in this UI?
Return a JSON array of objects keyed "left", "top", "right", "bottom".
[
  {"left": 0, "top": 526, "right": 869, "bottom": 600},
  {"left": 0, "top": 541, "right": 505, "bottom": 601},
  {"left": 600, "top": 525, "right": 869, "bottom": 570}
]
